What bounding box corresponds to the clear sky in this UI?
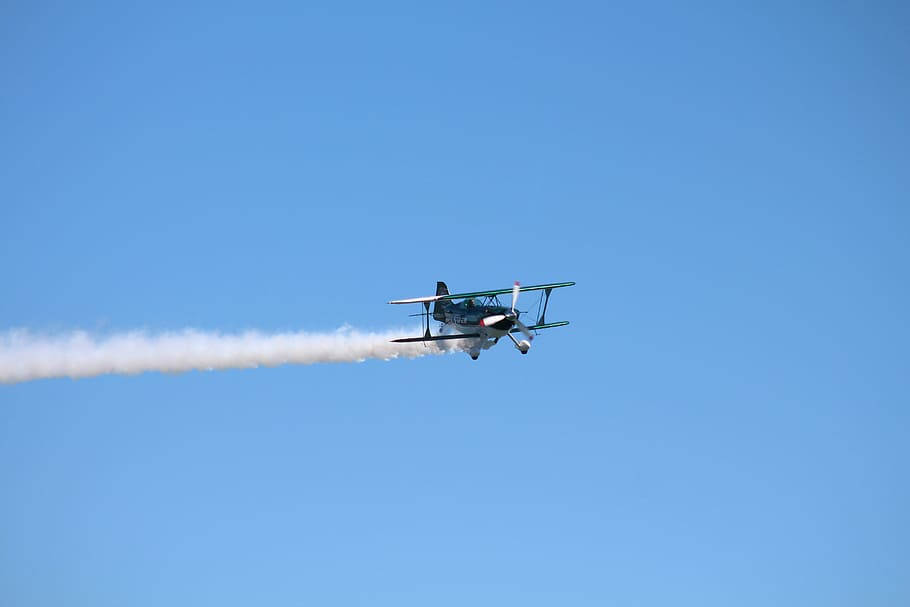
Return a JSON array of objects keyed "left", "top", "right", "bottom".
[{"left": 1, "top": 2, "right": 908, "bottom": 605}]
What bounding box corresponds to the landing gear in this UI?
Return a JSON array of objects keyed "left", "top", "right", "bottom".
[{"left": 506, "top": 332, "right": 531, "bottom": 354}]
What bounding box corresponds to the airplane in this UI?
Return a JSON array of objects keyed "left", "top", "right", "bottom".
[{"left": 389, "top": 281, "right": 575, "bottom": 360}]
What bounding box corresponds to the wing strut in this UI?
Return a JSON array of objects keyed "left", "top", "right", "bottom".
[{"left": 538, "top": 287, "right": 553, "bottom": 326}]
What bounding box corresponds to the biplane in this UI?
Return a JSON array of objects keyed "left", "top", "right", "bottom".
[{"left": 389, "top": 281, "right": 575, "bottom": 359}]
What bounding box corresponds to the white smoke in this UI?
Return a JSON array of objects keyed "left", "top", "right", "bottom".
[{"left": 0, "top": 326, "right": 468, "bottom": 385}]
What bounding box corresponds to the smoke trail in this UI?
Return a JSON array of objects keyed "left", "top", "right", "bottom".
[{"left": 0, "top": 327, "right": 467, "bottom": 384}]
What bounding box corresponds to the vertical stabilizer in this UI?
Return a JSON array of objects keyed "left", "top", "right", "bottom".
[{"left": 433, "top": 282, "right": 449, "bottom": 321}]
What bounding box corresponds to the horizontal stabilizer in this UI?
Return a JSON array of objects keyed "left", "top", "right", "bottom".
[{"left": 391, "top": 333, "right": 481, "bottom": 343}]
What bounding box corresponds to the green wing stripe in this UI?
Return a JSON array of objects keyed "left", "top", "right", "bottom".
[
  {"left": 529, "top": 321, "right": 570, "bottom": 330},
  {"left": 441, "top": 281, "right": 575, "bottom": 301}
]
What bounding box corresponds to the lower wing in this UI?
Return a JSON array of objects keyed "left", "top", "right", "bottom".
[
  {"left": 511, "top": 321, "right": 569, "bottom": 332},
  {"left": 391, "top": 333, "right": 482, "bottom": 343}
]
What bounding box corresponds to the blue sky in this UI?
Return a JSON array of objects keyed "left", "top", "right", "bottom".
[{"left": 1, "top": 2, "right": 908, "bottom": 605}]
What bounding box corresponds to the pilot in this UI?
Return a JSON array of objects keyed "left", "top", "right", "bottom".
[{"left": 465, "top": 298, "right": 476, "bottom": 309}]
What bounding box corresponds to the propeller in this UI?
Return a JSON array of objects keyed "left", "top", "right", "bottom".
[
  {"left": 510, "top": 282, "right": 533, "bottom": 341},
  {"left": 477, "top": 281, "right": 534, "bottom": 341},
  {"left": 513, "top": 317, "right": 534, "bottom": 341}
]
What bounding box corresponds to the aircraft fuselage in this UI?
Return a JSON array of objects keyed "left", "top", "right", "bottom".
[{"left": 443, "top": 302, "right": 515, "bottom": 337}]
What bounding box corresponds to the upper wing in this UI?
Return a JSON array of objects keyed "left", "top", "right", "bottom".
[
  {"left": 387, "top": 295, "right": 441, "bottom": 305},
  {"left": 389, "top": 281, "right": 575, "bottom": 305},
  {"left": 440, "top": 281, "right": 575, "bottom": 301}
]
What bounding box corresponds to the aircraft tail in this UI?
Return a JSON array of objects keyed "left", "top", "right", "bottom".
[{"left": 432, "top": 281, "right": 449, "bottom": 321}]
